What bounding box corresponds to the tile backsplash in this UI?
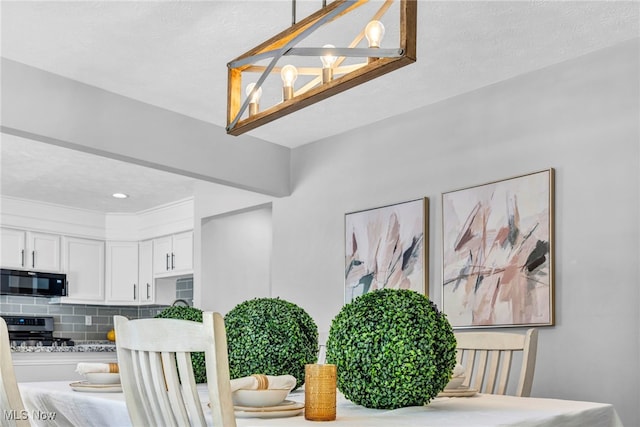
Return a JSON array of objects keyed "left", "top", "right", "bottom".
[
  {"left": 175, "top": 277, "right": 194, "bottom": 306},
  {"left": 0, "top": 277, "right": 194, "bottom": 342}
]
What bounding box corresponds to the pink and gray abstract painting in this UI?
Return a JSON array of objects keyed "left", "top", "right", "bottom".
[
  {"left": 442, "top": 170, "right": 553, "bottom": 327},
  {"left": 345, "top": 199, "right": 425, "bottom": 304}
]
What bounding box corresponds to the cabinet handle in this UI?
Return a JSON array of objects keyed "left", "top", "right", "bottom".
[
  {"left": 32, "top": 251, "right": 35, "bottom": 268},
  {"left": 21, "top": 249, "right": 24, "bottom": 267},
  {"left": 146, "top": 283, "right": 150, "bottom": 300},
  {"left": 171, "top": 253, "right": 175, "bottom": 270},
  {"left": 133, "top": 284, "right": 136, "bottom": 300},
  {"left": 166, "top": 254, "right": 170, "bottom": 271}
]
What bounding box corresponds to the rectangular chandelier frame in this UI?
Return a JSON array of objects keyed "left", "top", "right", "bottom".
[{"left": 226, "top": 0, "right": 417, "bottom": 136}]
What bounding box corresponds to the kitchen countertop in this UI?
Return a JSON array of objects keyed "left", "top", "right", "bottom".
[{"left": 11, "top": 342, "right": 117, "bottom": 353}]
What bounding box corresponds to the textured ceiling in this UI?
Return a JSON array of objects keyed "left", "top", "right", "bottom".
[
  {"left": 1, "top": 1, "right": 638, "bottom": 213},
  {"left": 0, "top": 133, "right": 226, "bottom": 213}
]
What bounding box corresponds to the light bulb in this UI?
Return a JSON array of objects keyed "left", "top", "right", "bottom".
[
  {"left": 280, "top": 65, "right": 298, "bottom": 101},
  {"left": 320, "top": 44, "right": 337, "bottom": 84},
  {"left": 245, "top": 82, "right": 262, "bottom": 103},
  {"left": 320, "top": 44, "right": 337, "bottom": 69},
  {"left": 365, "top": 20, "right": 385, "bottom": 48},
  {"left": 280, "top": 65, "right": 298, "bottom": 87},
  {"left": 245, "top": 82, "right": 262, "bottom": 116}
]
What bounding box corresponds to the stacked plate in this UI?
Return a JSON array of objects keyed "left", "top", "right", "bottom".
[
  {"left": 70, "top": 373, "right": 122, "bottom": 393},
  {"left": 437, "top": 386, "right": 478, "bottom": 397},
  {"left": 232, "top": 389, "right": 303, "bottom": 419},
  {"left": 234, "top": 400, "right": 305, "bottom": 419}
]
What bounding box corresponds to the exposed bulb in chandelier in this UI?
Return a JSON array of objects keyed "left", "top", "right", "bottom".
[
  {"left": 245, "top": 82, "right": 263, "bottom": 116},
  {"left": 320, "top": 44, "right": 337, "bottom": 84},
  {"left": 320, "top": 44, "right": 337, "bottom": 69},
  {"left": 365, "top": 20, "right": 385, "bottom": 48},
  {"left": 281, "top": 65, "right": 298, "bottom": 101}
]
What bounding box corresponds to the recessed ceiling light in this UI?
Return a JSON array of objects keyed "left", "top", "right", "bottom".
[{"left": 112, "top": 193, "right": 129, "bottom": 199}]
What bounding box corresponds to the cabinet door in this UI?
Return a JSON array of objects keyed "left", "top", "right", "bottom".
[
  {"left": 171, "top": 231, "right": 193, "bottom": 274},
  {"left": 105, "top": 241, "right": 139, "bottom": 304},
  {"left": 152, "top": 236, "right": 172, "bottom": 275},
  {"left": 1, "top": 228, "right": 26, "bottom": 268},
  {"left": 138, "top": 240, "right": 154, "bottom": 304},
  {"left": 29, "top": 232, "right": 61, "bottom": 271},
  {"left": 62, "top": 237, "right": 105, "bottom": 303}
]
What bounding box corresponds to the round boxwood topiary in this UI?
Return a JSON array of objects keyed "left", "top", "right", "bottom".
[
  {"left": 155, "top": 306, "right": 207, "bottom": 383},
  {"left": 326, "top": 289, "right": 457, "bottom": 409},
  {"left": 224, "top": 297, "right": 318, "bottom": 389}
]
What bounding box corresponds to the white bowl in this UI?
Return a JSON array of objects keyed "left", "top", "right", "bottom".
[
  {"left": 84, "top": 372, "right": 120, "bottom": 385},
  {"left": 232, "top": 389, "right": 289, "bottom": 407},
  {"left": 445, "top": 376, "right": 465, "bottom": 390}
]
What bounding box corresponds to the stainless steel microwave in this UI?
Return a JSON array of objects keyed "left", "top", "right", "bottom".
[{"left": 0, "top": 269, "right": 67, "bottom": 297}]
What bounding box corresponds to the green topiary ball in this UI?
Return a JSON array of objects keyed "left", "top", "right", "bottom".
[
  {"left": 326, "top": 289, "right": 457, "bottom": 409},
  {"left": 155, "top": 306, "right": 207, "bottom": 383},
  {"left": 225, "top": 297, "right": 318, "bottom": 389}
]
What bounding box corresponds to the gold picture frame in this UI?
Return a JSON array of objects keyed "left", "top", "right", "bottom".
[
  {"left": 345, "top": 198, "right": 428, "bottom": 304},
  {"left": 441, "top": 169, "right": 555, "bottom": 328}
]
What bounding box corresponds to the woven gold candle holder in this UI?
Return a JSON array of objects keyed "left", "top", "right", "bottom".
[{"left": 305, "top": 364, "right": 337, "bottom": 421}]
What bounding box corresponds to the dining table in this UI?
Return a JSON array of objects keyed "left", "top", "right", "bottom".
[{"left": 18, "top": 380, "right": 623, "bottom": 427}]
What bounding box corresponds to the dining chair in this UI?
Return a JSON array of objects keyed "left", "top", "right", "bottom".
[
  {"left": 114, "top": 312, "right": 237, "bottom": 427},
  {"left": 454, "top": 328, "right": 538, "bottom": 397},
  {"left": 0, "top": 318, "right": 30, "bottom": 427}
]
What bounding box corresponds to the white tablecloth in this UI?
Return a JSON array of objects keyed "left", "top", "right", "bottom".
[{"left": 19, "top": 381, "right": 623, "bottom": 427}]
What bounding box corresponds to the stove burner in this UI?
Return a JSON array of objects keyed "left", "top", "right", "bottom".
[
  {"left": 2, "top": 315, "right": 75, "bottom": 347},
  {"left": 11, "top": 337, "right": 75, "bottom": 347}
]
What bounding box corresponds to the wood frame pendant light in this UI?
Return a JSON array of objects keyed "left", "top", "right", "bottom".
[{"left": 226, "top": 0, "right": 417, "bottom": 136}]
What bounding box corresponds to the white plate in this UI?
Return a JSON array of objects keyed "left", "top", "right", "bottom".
[
  {"left": 235, "top": 408, "right": 304, "bottom": 419},
  {"left": 437, "top": 386, "right": 478, "bottom": 397},
  {"left": 70, "top": 381, "right": 122, "bottom": 393},
  {"left": 234, "top": 400, "right": 302, "bottom": 412},
  {"left": 234, "top": 400, "right": 304, "bottom": 418}
]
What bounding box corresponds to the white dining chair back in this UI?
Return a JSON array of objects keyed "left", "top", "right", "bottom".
[
  {"left": 114, "top": 312, "right": 237, "bottom": 427},
  {"left": 0, "top": 318, "right": 30, "bottom": 427},
  {"left": 454, "top": 328, "right": 538, "bottom": 397}
]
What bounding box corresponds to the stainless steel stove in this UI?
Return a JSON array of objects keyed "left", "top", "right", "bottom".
[{"left": 2, "top": 315, "right": 74, "bottom": 347}]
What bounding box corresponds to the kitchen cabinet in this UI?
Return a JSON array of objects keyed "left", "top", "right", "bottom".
[
  {"left": 61, "top": 237, "right": 105, "bottom": 303},
  {"left": 0, "top": 227, "right": 61, "bottom": 271},
  {"left": 138, "top": 240, "right": 154, "bottom": 304},
  {"left": 153, "top": 231, "right": 193, "bottom": 277},
  {"left": 105, "top": 241, "right": 139, "bottom": 304},
  {"left": 1, "top": 227, "right": 25, "bottom": 268}
]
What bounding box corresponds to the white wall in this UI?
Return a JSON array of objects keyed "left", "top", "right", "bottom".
[
  {"left": 200, "top": 204, "right": 273, "bottom": 314},
  {"left": 192, "top": 182, "right": 272, "bottom": 309},
  {"left": 264, "top": 39, "right": 637, "bottom": 424}
]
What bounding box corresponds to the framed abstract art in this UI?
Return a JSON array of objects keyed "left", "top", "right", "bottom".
[
  {"left": 344, "top": 198, "right": 428, "bottom": 304},
  {"left": 441, "top": 169, "right": 555, "bottom": 328}
]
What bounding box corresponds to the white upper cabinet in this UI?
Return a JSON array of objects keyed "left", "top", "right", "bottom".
[
  {"left": 153, "top": 231, "right": 193, "bottom": 277},
  {"left": 61, "top": 237, "right": 105, "bottom": 303},
  {"left": 0, "top": 228, "right": 61, "bottom": 272},
  {"left": 105, "top": 241, "right": 139, "bottom": 304},
  {"left": 2, "top": 199, "right": 194, "bottom": 306},
  {"left": 171, "top": 231, "right": 193, "bottom": 274},
  {"left": 152, "top": 236, "right": 172, "bottom": 275},
  {"left": 138, "top": 240, "right": 154, "bottom": 304},
  {"left": 30, "top": 232, "right": 61, "bottom": 271},
  {"left": 1, "top": 228, "right": 26, "bottom": 269}
]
